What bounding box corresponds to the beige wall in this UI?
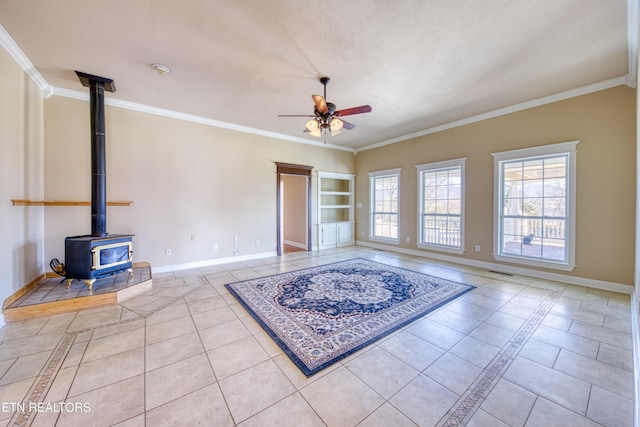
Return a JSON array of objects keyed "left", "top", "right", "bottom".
[
  {"left": 282, "top": 174, "right": 308, "bottom": 247},
  {"left": 0, "top": 47, "right": 45, "bottom": 307},
  {"left": 2, "top": 42, "right": 636, "bottom": 292},
  {"left": 355, "top": 86, "right": 636, "bottom": 285},
  {"left": 43, "top": 96, "right": 354, "bottom": 269}
]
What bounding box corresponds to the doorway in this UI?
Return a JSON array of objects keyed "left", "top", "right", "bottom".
[{"left": 276, "top": 163, "right": 313, "bottom": 256}]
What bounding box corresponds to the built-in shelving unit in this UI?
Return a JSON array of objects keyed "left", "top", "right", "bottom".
[{"left": 317, "top": 172, "right": 355, "bottom": 249}]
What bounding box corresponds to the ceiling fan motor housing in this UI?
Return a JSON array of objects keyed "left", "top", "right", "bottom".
[
  {"left": 315, "top": 102, "right": 337, "bottom": 117},
  {"left": 277, "top": 75, "right": 371, "bottom": 139}
]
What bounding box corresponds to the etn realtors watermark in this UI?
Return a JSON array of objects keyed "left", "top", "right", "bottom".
[{"left": 2, "top": 401, "right": 91, "bottom": 413}]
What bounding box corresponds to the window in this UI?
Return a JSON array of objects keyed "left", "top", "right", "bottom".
[
  {"left": 416, "top": 158, "right": 465, "bottom": 254},
  {"left": 369, "top": 169, "right": 400, "bottom": 243},
  {"left": 492, "top": 141, "right": 577, "bottom": 271}
]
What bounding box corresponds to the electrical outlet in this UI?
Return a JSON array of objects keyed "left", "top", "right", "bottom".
[
  {"left": 475, "top": 245, "right": 481, "bottom": 252},
  {"left": 213, "top": 243, "right": 218, "bottom": 250},
  {"left": 406, "top": 236, "right": 411, "bottom": 243},
  {"left": 165, "top": 249, "right": 171, "bottom": 256},
  {"left": 191, "top": 233, "right": 196, "bottom": 241}
]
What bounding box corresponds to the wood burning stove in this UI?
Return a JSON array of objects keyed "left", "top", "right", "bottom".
[
  {"left": 65, "top": 234, "right": 133, "bottom": 291},
  {"left": 64, "top": 72, "right": 133, "bottom": 292}
]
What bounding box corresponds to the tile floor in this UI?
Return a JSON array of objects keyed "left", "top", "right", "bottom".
[{"left": 0, "top": 246, "right": 635, "bottom": 426}]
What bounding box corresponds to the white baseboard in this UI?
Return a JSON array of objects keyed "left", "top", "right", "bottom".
[
  {"left": 152, "top": 251, "right": 278, "bottom": 274},
  {"left": 355, "top": 240, "right": 632, "bottom": 294},
  {"left": 284, "top": 240, "right": 307, "bottom": 250}
]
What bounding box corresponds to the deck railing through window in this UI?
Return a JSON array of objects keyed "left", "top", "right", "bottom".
[
  {"left": 372, "top": 213, "right": 398, "bottom": 239},
  {"left": 502, "top": 217, "right": 566, "bottom": 261},
  {"left": 421, "top": 214, "right": 461, "bottom": 246}
]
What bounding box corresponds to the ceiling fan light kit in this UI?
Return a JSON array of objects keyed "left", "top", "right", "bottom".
[
  {"left": 279, "top": 76, "right": 372, "bottom": 141},
  {"left": 329, "top": 117, "right": 343, "bottom": 136},
  {"left": 306, "top": 118, "right": 321, "bottom": 136}
]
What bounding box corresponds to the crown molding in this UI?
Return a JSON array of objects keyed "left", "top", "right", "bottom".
[
  {"left": 53, "top": 74, "right": 629, "bottom": 156},
  {"left": 49, "top": 74, "right": 632, "bottom": 154},
  {"left": 53, "top": 74, "right": 629, "bottom": 155},
  {"left": 628, "top": 0, "right": 639, "bottom": 88},
  {"left": 2, "top": 17, "right": 633, "bottom": 155},
  {"left": 49, "top": 86, "right": 353, "bottom": 152},
  {"left": 0, "top": 24, "right": 52, "bottom": 98},
  {"left": 354, "top": 75, "right": 629, "bottom": 153}
]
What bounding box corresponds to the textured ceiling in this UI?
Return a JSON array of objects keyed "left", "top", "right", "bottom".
[{"left": 0, "top": 0, "right": 633, "bottom": 150}]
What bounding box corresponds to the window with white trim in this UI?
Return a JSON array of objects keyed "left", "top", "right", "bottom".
[
  {"left": 369, "top": 169, "right": 400, "bottom": 243},
  {"left": 492, "top": 141, "right": 577, "bottom": 271},
  {"left": 416, "top": 158, "right": 465, "bottom": 254}
]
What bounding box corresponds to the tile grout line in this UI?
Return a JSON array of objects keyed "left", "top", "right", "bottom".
[
  {"left": 6, "top": 282, "right": 209, "bottom": 426},
  {"left": 436, "top": 290, "right": 562, "bottom": 426},
  {"left": 122, "top": 283, "right": 207, "bottom": 319},
  {"left": 10, "top": 332, "right": 77, "bottom": 427}
]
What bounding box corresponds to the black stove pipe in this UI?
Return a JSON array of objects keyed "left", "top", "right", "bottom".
[
  {"left": 90, "top": 81, "right": 107, "bottom": 237},
  {"left": 75, "top": 71, "right": 116, "bottom": 237}
]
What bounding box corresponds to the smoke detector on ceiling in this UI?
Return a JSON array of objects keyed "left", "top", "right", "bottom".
[{"left": 151, "top": 63, "right": 170, "bottom": 74}]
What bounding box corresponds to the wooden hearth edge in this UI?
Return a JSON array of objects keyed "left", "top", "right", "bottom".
[
  {"left": 3, "top": 293, "right": 119, "bottom": 322},
  {"left": 2, "top": 262, "right": 152, "bottom": 322},
  {"left": 11, "top": 200, "right": 133, "bottom": 206},
  {"left": 2, "top": 273, "right": 45, "bottom": 310}
]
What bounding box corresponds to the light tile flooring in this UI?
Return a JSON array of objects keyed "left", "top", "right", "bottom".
[{"left": 0, "top": 246, "right": 635, "bottom": 426}]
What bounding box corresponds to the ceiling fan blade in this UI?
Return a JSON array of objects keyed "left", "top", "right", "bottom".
[
  {"left": 278, "top": 114, "right": 315, "bottom": 117},
  {"left": 312, "top": 95, "right": 328, "bottom": 114},
  {"left": 335, "top": 105, "right": 372, "bottom": 117},
  {"left": 340, "top": 119, "right": 356, "bottom": 130}
]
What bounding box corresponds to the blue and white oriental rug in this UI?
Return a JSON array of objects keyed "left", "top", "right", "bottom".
[{"left": 225, "top": 258, "right": 475, "bottom": 376}]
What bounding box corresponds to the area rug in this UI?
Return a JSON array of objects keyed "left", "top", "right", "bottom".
[{"left": 225, "top": 258, "right": 475, "bottom": 376}]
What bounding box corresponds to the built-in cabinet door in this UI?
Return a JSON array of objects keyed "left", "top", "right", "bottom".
[
  {"left": 336, "top": 222, "right": 354, "bottom": 246},
  {"left": 320, "top": 223, "right": 338, "bottom": 247}
]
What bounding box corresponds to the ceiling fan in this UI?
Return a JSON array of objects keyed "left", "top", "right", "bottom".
[{"left": 278, "top": 77, "right": 372, "bottom": 140}]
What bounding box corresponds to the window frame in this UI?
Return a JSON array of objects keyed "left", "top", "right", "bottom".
[
  {"left": 368, "top": 168, "right": 401, "bottom": 244},
  {"left": 492, "top": 141, "right": 578, "bottom": 271},
  {"left": 416, "top": 158, "right": 466, "bottom": 254}
]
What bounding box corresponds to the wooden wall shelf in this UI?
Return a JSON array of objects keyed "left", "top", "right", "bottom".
[{"left": 11, "top": 200, "right": 133, "bottom": 207}]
